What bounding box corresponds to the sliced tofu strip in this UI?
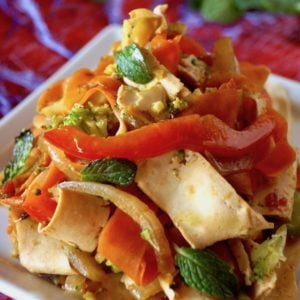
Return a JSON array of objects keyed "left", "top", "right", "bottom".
[
  {"left": 136, "top": 151, "right": 272, "bottom": 249},
  {"left": 39, "top": 189, "right": 109, "bottom": 252},
  {"left": 16, "top": 218, "right": 76, "bottom": 275},
  {"left": 250, "top": 161, "right": 297, "bottom": 220}
]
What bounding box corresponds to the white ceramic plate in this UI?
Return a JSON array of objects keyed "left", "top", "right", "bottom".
[{"left": 0, "top": 24, "right": 299, "bottom": 299}]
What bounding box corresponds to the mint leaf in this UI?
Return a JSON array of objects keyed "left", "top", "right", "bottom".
[
  {"left": 176, "top": 247, "right": 238, "bottom": 299},
  {"left": 115, "top": 43, "right": 153, "bottom": 84},
  {"left": 80, "top": 158, "right": 137, "bottom": 186},
  {"left": 201, "top": 0, "right": 243, "bottom": 24},
  {"left": 3, "top": 130, "right": 34, "bottom": 183}
]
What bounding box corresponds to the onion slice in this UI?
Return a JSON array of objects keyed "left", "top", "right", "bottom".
[
  {"left": 45, "top": 141, "right": 83, "bottom": 181},
  {"left": 64, "top": 244, "right": 106, "bottom": 282},
  {"left": 59, "top": 181, "right": 175, "bottom": 280}
]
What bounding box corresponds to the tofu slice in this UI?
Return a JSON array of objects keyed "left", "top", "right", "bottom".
[
  {"left": 249, "top": 161, "right": 297, "bottom": 220},
  {"left": 136, "top": 151, "right": 272, "bottom": 249},
  {"left": 39, "top": 189, "right": 109, "bottom": 252},
  {"left": 16, "top": 218, "right": 76, "bottom": 275}
]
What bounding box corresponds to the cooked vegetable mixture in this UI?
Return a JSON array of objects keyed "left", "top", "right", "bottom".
[{"left": 1, "top": 4, "right": 300, "bottom": 300}]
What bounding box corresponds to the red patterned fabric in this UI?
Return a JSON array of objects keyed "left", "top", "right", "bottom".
[
  {"left": 0, "top": 0, "right": 299, "bottom": 119},
  {"left": 0, "top": 293, "right": 11, "bottom": 300}
]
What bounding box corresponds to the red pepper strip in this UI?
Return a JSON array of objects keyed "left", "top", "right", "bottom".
[
  {"left": 178, "top": 35, "right": 206, "bottom": 57},
  {"left": 2, "top": 180, "right": 17, "bottom": 197},
  {"left": 151, "top": 34, "right": 181, "bottom": 74},
  {"left": 44, "top": 113, "right": 277, "bottom": 161},
  {"left": 255, "top": 139, "right": 296, "bottom": 176},
  {"left": 253, "top": 110, "right": 295, "bottom": 176},
  {"left": 239, "top": 61, "right": 270, "bottom": 89},
  {"left": 98, "top": 209, "right": 158, "bottom": 286},
  {"left": 22, "top": 163, "right": 66, "bottom": 222},
  {"left": 180, "top": 81, "right": 242, "bottom": 127}
]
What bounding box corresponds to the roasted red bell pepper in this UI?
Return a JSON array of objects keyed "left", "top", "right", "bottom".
[
  {"left": 255, "top": 139, "right": 296, "bottom": 176},
  {"left": 22, "top": 163, "right": 66, "bottom": 222},
  {"left": 180, "top": 80, "right": 243, "bottom": 127},
  {"left": 98, "top": 209, "right": 158, "bottom": 286},
  {"left": 178, "top": 35, "right": 206, "bottom": 58},
  {"left": 45, "top": 113, "right": 276, "bottom": 158},
  {"left": 44, "top": 110, "right": 295, "bottom": 176},
  {"left": 151, "top": 34, "right": 181, "bottom": 73}
]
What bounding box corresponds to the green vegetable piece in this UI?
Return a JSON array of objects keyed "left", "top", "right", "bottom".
[
  {"left": 234, "top": 0, "right": 263, "bottom": 10},
  {"left": 63, "top": 103, "right": 112, "bottom": 137},
  {"left": 3, "top": 129, "right": 34, "bottom": 183},
  {"left": 201, "top": 0, "right": 243, "bottom": 24},
  {"left": 287, "top": 191, "right": 300, "bottom": 236},
  {"left": 115, "top": 43, "right": 153, "bottom": 84},
  {"left": 189, "top": 0, "right": 203, "bottom": 9},
  {"left": 175, "top": 247, "right": 238, "bottom": 299},
  {"left": 235, "top": 0, "right": 300, "bottom": 14},
  {"left": 251, "top": 225, "right": 287, "bottom": 281},
  {"left": 261, "top": 0, "right": 300, "bottom": 14},
  {"left": 81, "top": 158, "right": 137, "bottom": 186}
]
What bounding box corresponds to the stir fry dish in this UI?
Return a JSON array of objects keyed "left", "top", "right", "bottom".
[{"left": 1, "top": 4, "right": 300, "bottom": 300}]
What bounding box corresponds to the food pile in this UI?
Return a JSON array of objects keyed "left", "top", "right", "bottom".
[{"left": 1, "top": 5, "right": 299, "bottom": 300}]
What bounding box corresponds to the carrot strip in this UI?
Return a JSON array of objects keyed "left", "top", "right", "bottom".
[
  {"left": 22, "top": 163, "right": 66, "bottom": 222},
  {"left": 98, "top": 209, "right": 158, "bottom": 286}
]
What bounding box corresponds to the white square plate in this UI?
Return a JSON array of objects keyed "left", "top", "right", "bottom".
[{"left": 0, "top": 24, "right": 299, "bottom": 299}]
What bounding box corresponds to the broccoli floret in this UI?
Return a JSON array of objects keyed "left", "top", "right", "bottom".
[
  {"left": 251, "top": 225, "right": 287, "bottom": 281},
  {"left": 62, "top": 103, "right": 114, "bottom": 137}
]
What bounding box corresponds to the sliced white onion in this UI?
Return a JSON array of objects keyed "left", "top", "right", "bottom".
[{"left": 45, "top": 141, "right": 83, "bottom": 181}]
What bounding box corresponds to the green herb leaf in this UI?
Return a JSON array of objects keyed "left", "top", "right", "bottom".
[
  {"left": 3, "top": 130, "right": 34, "bottom": 183},
  {"left": 81, "top": 158, "right": 137, "bottom": 186},
  {"left": 200, "top": 0, "right": 243, "bottom": 24},
  {"left": 115, "top": 43, "right": 153, "bottom": 84},
  {"left": 175, "top": 247, "right": 238, "bottom": 299}
]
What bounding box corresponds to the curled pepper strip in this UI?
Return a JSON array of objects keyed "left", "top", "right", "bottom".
[{"left": 45, "top": 112, "right": 279, "bottom": 159}]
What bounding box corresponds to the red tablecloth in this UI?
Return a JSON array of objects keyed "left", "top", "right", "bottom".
[{"left": 0, "top": 0, "right": 300, "bottom": 119}]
